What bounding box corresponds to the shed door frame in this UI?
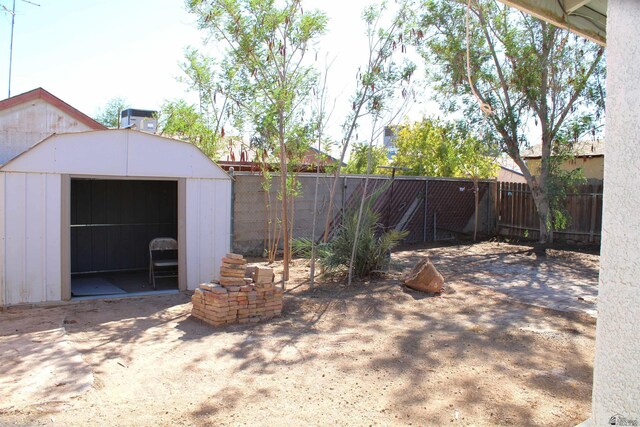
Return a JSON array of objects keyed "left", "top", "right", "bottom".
[{"left": 60, "top": 174, "right": 187, "bottom": 300}]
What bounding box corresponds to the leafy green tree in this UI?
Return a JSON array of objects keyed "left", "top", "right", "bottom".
[
  {"left": 392, "top": 118, "right": 497, "bottom": 178},
  {"left": 344, "top": 142, "right": 389, "bottom": 175},
  {"left": 178, "top": 48, "right": 230, "bottom": 141},
  {"left": 158, "top": 99, "right": 220, "bottom": 159},
  {"left": 411, "top": 0, "right": 605, "bottom": 243},
  {"left": 393, "top": 118, "right": 497, "bottom": 240},
  {"left": 456, "top": 131, "right": 499, "bottom": 241},
  {"left": 187, "top": 0, "right": 328, "bottom": 281},
  {"left": 94, "top": 97, "right": 127, "bottom": 128}
]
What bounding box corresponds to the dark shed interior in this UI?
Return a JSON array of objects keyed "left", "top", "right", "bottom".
[{"left": 70, "top": 178, "right": 178, "bottom": 296}]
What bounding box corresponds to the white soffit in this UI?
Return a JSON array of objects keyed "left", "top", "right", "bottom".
[
  {"left": 0, "top": 129, "right": 230, "bottom": 180},
  {"left": 497, "top": 0, "right": 607, "bottom": 46}
]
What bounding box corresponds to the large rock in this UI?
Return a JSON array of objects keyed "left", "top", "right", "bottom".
[{"left": 404, "top": 257, "right": 444, "bottom": 294}]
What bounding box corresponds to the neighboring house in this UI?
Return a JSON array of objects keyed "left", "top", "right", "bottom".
[
  {"left": 217, "top": 137, "right": 343, "bottom": 172},
  {"left": 498, "top": 165, "right": 527, "bottom": 183},
  {"left": 496, "top": 155, "right": 527, "bottom": 183},
  {"left": 383, "top": 126, "right": 397, "bottom": 160},
  {"left": 0, "top": 88, "right": 106, "bottom": 165},
  {"left": 522, "top": 139, "right": 604, "bottom": 181}
]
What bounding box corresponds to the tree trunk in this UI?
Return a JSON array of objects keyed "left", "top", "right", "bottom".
[
  {"left": 511, "top": 145, "right": 552, "bottom": 245},
  {"left": 278, "top": 120, "right": 289, "bottom": 283},
  {"left": 531, "top": 189, "right": 551, "bottom": 244}
]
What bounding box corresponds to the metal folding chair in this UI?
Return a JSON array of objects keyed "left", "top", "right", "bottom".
[{"left": 148, "top": 237, "right": 178, "bottom": 289}]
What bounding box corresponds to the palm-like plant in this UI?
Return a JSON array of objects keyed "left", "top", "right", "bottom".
[{"left": 294, "top": 204, "right": 407, "bottom": 278}]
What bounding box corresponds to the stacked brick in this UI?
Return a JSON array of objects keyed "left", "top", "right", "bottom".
[{"left": 191, "top": 253, "right": 284, "bottom": 327}]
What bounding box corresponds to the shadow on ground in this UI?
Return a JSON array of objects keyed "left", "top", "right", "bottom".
[{"left": 0, "top": 242, "right": 597, "bottom": 426}]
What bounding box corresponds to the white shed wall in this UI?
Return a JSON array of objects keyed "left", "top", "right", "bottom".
[
  {"left": 0, "top": 172, "right": 62, "bottom": 305},
  {"left": 185, "top": 178, "right": 231, "bottom": 289},
  {"left": 0, "top": 129, "right": 231, "bottom": 305}
]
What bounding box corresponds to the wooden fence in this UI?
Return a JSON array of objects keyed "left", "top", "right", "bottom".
[{"left": 497, "top": 182, "right": 603, "bottom": 243}]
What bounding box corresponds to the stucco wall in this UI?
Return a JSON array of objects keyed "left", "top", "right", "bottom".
[
  {"left": 525, "top": 156, "right": 604, "bottom": 180},
  {"left": 0, "top": 99, "right": 94, "bottom": 165},
  {"left": 591, "top": 0, "right": 640, "bottom": 424}
]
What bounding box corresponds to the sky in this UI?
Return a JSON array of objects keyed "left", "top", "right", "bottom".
[{"left": 0, "top": 0, "right": 438, "bottom": 149}]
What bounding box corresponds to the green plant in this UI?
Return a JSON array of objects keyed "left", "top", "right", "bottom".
[
  {"left": 411, "top": 0, "right": 605, "bottom": 243},
  {"left": 544, "top": 146, "right": 587, "bottom": 234},
  {"left": 294, "top": 205, "right": 407, "bottom": 279},
  {"left": 345, "top": 142, "right": 390, "bottom": 175}
]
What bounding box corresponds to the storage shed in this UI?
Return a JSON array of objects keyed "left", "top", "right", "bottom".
[{"left": 0, "top": 129, "right": 231, "bottom": 306}]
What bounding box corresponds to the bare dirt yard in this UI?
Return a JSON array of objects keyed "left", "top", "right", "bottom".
[{"left": 0, "top": 241, "right": 598, "bottom": 426}]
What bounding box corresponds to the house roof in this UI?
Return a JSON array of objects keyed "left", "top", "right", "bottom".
[
  {"left": 306, "top": 145, "right": 345, "bottom": 166},
  {"left": 522, "top": 139, "right": 604, "bottom": 159},
  {"left": 500, "top": 165, "right": 525, "bottom": 176},
  {"left": 219, "top": 137, "right": 344, "bottom": 166},
  {"left": 0, "top": 88, "right": 107, "bottom": 130}
]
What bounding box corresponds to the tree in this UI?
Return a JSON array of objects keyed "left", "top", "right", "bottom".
[
  {"left": 344, "top": 142, "right": 389, "bottom": 175},
  {"left": 94, "top": 97, "right": 127, "bottom": 128},
  {"left": 392, "top": 118, "right": 495, "bottom": 178},
  {"left": 392, "top": 118, "right": 497, "bottom": 178},
  {"left": 393, "top": 117, "right": 497, "bottom": 240},
  {"left": 178, "top": 48, "right": 230, "bottom": 141},
  {"left": 456, "top": 131, "right": 499, "bottom": 241},
  {"left": 158, "top": 99, "right": 221, "bottom": 159},
  {"left": 322, "top": 1, "right": 416, "bottom": 243},
  {"left": 412, "top": 0, "right": 605, "bottom": 243},
  {"left": 187, "top": 0, "right": 328, "bottom": 282}
]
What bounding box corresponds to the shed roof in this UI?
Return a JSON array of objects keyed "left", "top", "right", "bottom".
[
  {"left": 0, "top": 129, "right": 230, "bottom": 180},
  {"left": 0, "top": 88, "right": 107, "bottom": 130}
]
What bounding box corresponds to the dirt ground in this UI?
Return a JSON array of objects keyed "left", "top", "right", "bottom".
[{"left": 0, "top": 242, "right": 598, "bottom": 426}]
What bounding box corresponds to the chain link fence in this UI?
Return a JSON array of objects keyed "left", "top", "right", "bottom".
[{"left": 232, "top": 172, "right": 497, "bottom": 255}]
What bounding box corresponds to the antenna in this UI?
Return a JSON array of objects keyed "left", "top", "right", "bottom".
[{"left": 6, "top": 0, "right": 40, "bottom": 98}]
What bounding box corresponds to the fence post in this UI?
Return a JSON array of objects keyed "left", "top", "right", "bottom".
[
  {"left": 497, "top": 181, "right": 502, "bottom": 230},
  {"left": 492, "top": 181, "right": 498, "bottom": 235},
  {"left": 433, "top": 209, "right": 437, "bottom": 241},
  {"left": 589, "top": 184, "right": 598, "bottom": 243},
  {"left": 342, "top": 175, "right": 347, "bottom": 212},
  {"left": 423, "top": 179, "right": 429, "bottom": 242}
]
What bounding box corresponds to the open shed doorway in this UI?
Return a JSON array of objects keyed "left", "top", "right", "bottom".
[{"left": 70, "top": 178, "right": 178, "bottom": 298}]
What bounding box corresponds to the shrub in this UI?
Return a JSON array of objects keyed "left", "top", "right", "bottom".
[{"left": 294, "top": 204, "right": 407, "bottom": 278}]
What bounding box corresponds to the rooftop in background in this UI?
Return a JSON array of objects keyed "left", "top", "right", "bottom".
[
  {"left": 217, "top": 138, "right": 343, "bottom": 173},
  {"left": 522, "top": 139, "right": 605, "bottom": 159},
  {"left": 0, "top": 88, "right": 107, "bottom": 131},
  {"left": 0, "top": 88, "right": 107, "bottom": 165}
]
